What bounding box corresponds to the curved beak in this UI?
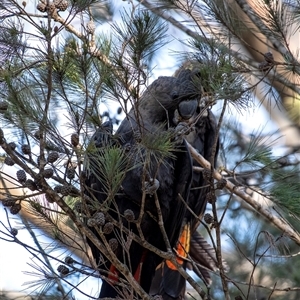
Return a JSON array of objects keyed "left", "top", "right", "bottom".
[{"left": 178, "top": 99, "right": 198, "bottom": 120}]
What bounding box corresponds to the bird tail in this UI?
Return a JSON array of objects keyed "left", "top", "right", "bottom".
[
  {"left": 188, "top": 230, "right": 229, "bottom": 286},
  {"left": 149, "top": 223, "right": 191, "bottom": 299},
  {"left": 150, "top": 229, "right": 228, "bottom": 299},
  {"left": 166, "top": 223, "right": 191, "bottom": 270}
]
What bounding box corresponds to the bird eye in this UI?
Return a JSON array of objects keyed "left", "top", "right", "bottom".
[{"left": 171, "top": 92, "right": 179, "bottom": 99}]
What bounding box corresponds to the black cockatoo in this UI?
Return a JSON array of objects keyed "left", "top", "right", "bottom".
[
  {"left": 84, "top": 69, "right": 202, "bottom": 298},
  {"left": 149, "top": 68, "right": 220, "bottom": 300}
]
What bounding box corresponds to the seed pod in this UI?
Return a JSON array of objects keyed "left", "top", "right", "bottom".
[
  {"left": 47, "top": 151, "right": 59, "bottom": 163},
  {"left": 93, "top": 212, "right": 105, "bottom": 226},
  {"left": 2, "top": 198, "right": 16, "bottom": 207},
  {"left": 25, "top": 179, "right": 37, "bottom": 191},
  {"left": 8, "top": 142, "right": 16, "bottom": 150},
  {"left": 10, "top": 203, "right": 22, "bottom": 215},
  {"left": 70, "top": 133, "right": 79, "bottom": 147},
  {"left": 103, "top": 222, "right": 113, "bottom": 234},
  {"left": 47, "top": 2, "right": 56, "bottom": 13},
  {"left": 204, "top": 213, "right": 214, "bottom": 224},
  {"left": 60, "top": 185, "right": 71, "bottom": 196},
  {"left": 0, "top": 101, "right": 8, "bottom": 111},
  {"left": 206, "top": 192, "right": 216, "bottom": 204},
  {"left": 4, "top": 157, "right": 14, "bottom": 166},
  {"left": 11, "top": 228, "right": 18, "bottom": 236},
  {"left": 42, "top": 168, "right": 54, "bottom": 178},
  {"left": 45, "top": 193, "right": 55, "bottom": 203},
  {"left": 34, "top": 130, "right": 42, "bottom": 139},
  {"left": 216, "top": 178, "right": 227, "bottom": 190},
  {"left": 109, "top": 238, "right": 118, "bottom": 252},
  {"left": 124, "top": 209, "right": 135, "bottom": 222},
  {"left": 264, "top": 52, "right": 274, "bottom": 63},
  {"left": 54, "top": 185, "right": 63, "bottom": 194},
  {"left": 57, "top": 265, "right": 69, "bottom": 275},
  {"left": 202, "top": 168, "right": 212, "bottom": 181},
  {"left": 86, "top": 20, "right": 96, "bottom": 34},
  {"left": 87, "top": 218, "right": 97, "bottom": 227},
  {"left": 16, "top": 170, "right": 27, "bottom": 182},
  {"left": 21, "top": 144, "right": 31, "bottom": 155},
  {"left": 64, "top": 256, "right": 74, "bottom": 265},
  {"left": 66, "top": 168, "right": 75, "bottom": 179},
  {"left": 54, "top": 0, "right": 68, "bottom": 11},
  {"left": 37, "top": 2, "right": 46, "bottom": 12}
]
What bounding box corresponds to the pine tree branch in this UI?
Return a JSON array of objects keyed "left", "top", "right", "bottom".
[
  {"left": 187, "top": 142, "right": 300, "bottom": 246},
  {"left": 39, "top": 185, "right": 153, "bottom": 300},
  {"left": 21, "top": 216, "right": 68, "bottom": 298},
  {"left": 17, "top": 11, "right": 121, "bottom": 83},
  {"left": 234, "top": 0, "right": 299, "bottom": 72},
  {"left": 49, "top": 14, "right": 135, "bottom": 94},
  {"left": 210, "top": 100, "right": 230, "bottom": 300},
  {"left": 138, "top": 0, "right": 255, "bottom": 66},
  {"left": 227, "top": 278, "right": 300, "bottom": 292},
  {"left": 138, "top": 0, "right": 300, "bottom": 97}
]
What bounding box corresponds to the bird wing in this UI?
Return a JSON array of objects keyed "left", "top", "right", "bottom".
[
  {"left": 150, "top": 109, "right": 220, "bottom": 300},
  {"left": 84, "top": 75, "right": 195, "bottom": 298}
]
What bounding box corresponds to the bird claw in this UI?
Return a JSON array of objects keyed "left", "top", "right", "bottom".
[
  {"left": 144, "top": 178, "right": 160, "bottom": 195},
  {"left": 93, "top": 121, "right": 113, "bottom": 147},
  {"left": 133, "top": 131, "right": 142, "bottom": 143},
  {"left": 172, "top": 122, "right": 193, "bottom": 144}
]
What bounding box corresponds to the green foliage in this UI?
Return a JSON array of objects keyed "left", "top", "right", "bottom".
[
  {"left": 86, "top": 145, "right": 131, "bottom": 199},
  {"left": 101, "top": 10, "right": 169, "bottom": 106},
  {"left": 241, "top": 140, "right": 273, "bottom": 167},
  {"left": 229, "top": 127, "right": 275, "bottom": 176},
  {"left": 0, "top": 20, "right": 26, "bottom": 61},
  {"left": 69, "top": 0, "right": 99, "bottom": 12},
  {"left": 261, "top": 0, "right": 290, "bottom": 40},
  {"left": 139, "top": 126, "right": 176, "bottom": 163},
  {"left": 183, "top": 40, "right": 250, "bottom": 108},
  {"left": 271, "top": 167, "right": 300, "bottom": 218},
  {"left": 200, "top": 0, "right": 248, "bottom": 38},
  {"left": 113, "top": 10, "right": 168, "bottom": 67},
  {"left": 1, "top": 75, "right": 46, "bottom": 134}
]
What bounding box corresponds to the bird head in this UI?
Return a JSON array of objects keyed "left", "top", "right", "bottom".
[{"left": 173, "top": 68, "right": 202, "bottom": 120}]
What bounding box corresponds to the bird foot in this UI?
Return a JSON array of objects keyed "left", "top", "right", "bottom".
[
  {"left": 172, "top": 122, "right": 194, "bottom": 144},
  {"left": 143, "top": 178, "right": 160, "bottom": 195}
]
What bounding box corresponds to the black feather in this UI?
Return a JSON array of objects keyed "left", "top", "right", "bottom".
[
  {"left": 84, "top": 75, "right": 196, "bottom": 298},
  {"left": 150, "top": 107, "right": 220, "bottom": 299}
]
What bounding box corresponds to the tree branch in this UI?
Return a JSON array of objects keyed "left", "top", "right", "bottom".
[{"left": 187, "top": 142, "right": 300, "bottom": 246}]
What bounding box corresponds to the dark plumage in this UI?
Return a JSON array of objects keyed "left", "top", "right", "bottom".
[
  {"left": 149, "top": 71, "right": 220, "bottom": 300},
  {"left": 84, "top": 71, "right": 202, "bottom": 298}
]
